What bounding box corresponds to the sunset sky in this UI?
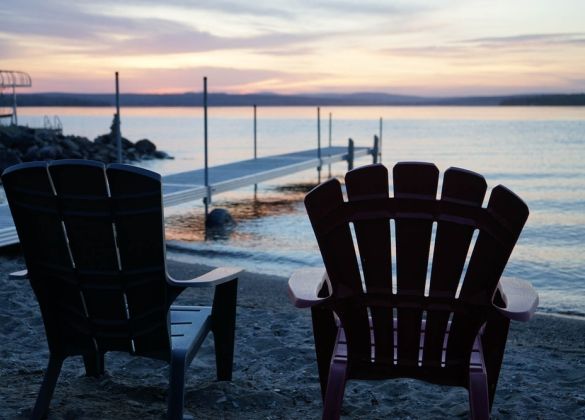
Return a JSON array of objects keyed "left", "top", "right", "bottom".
[{"left": 1, "top": 0, "right": 584, "bottom": 95}]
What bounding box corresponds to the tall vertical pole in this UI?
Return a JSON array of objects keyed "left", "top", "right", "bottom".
[
  {"left": 253, "top": 104, "right": 258, "bottom": 160},
  {"left": 11, "top": 86, "right": 17, "bottom": 125},
  {"left": 317, "top": 107, "right": 321, "bottom": 183},
  {"left": 328, "top": 112, "right": 332, "bottom": 178},
  {"left": 115, "top": 72, "right": 122, "bottom": 163},
  {"left": 203, "top": 77, "right": 209, "bottom": 219},
  {"left": 253, "top": 104, "right": 258, "bottom": 196},
  {"left": 347, "top": 138, "right": 355, "bottom": 171},
  {"left": 379, "top": 117, "right": 383, "bottom": 163}
]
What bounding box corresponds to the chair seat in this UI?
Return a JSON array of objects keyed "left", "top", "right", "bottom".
[{"left": 170, "top": 306, "right": 212, "bottom": 355}]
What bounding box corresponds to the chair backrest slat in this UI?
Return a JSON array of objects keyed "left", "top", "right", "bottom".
[
  {"left": 422, "top": 168, "right": 487, "bottom": 367},
  {"left": 305, "top": 178, "right": 371, "bottom": 361},
  {"left": 392, "top": 162, "right": 438, "bottom": 364},
  {"left": 345, "top": 165, "right": 393, "bottom": 361},
  {"left": 3, "top": 162, "right": 71, "bottom": 270},
  {"left": 49, "top": 161, "right": 119, "bottom": 271},
  {"left": 446, "top": 185, "right": 528, "bottom": 364},
  {"left": 106, "top": 164, "right": 169, "bottom": 355}
]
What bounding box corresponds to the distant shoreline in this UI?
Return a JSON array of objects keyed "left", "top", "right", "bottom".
[{"left": 7, "top": 92, "right": 585, "bottom": 107}]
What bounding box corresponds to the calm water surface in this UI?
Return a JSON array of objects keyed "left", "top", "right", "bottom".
[{"left": 17, "top": 106, "right": 585, "bottom": 316}]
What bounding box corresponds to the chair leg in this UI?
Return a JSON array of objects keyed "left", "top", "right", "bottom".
[
  {"left": 469, "top": 368, "right": 490, "bottom": 420},
  {"left": 211, "top": 278, "right": 238, "bottom": 381},
  {"left": 482, "top": 313, "right": 511, "bottom": 409},
  {"left": 322, "top": 358, "right": 348, "bottom": 420},
  {"left": 168, "top": 351, "right": 187, "bottom": 420},
  {"left": 311, "top": 305, "right": 337, "bottom": 400},
  {"left": 31, "top": 356, "right": 64, "bottom": 420},
  {"left": 83, "top": 351, "right": 105, "bottom": 377}
]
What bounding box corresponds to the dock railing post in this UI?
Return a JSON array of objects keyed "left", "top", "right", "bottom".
[
  {"left": 379, "top": 117, "right": 383, "bottom": 163},
  {"left": 115, "top": 72, "right": 122, "bottom": 163},
  {"left": 328, "top": 112, "right": 332, "bottom": 178},
  {"left": 203, "top": 76, "right": 210, "bottom": 219},
  {"left": 373, "top": 135, "right": 379, "bottom": 164},
  {"left": 347, "top": 138, "right": 354, "bottom": 171},
  {"left": 253, "top": 104, "right": 258, "bottom": 196},
  {"left": 317, "top": 107, "right": 322, "bottom": 183}
]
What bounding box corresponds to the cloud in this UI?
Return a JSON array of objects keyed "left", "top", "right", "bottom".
[
  {"left": 99, "top": 0, "right": 426, "bottom": 20},
  {"left": 0, "top": 0, "right": 440, "bottom": 61},
  {"left": 127, "top": 66, "right": 303, "bottom": 92},
  {"left": 29, "top": 65, "right": 314, "bottom": 94},
  {"left": 127, "top": 0, "right": 295, "bottom": 19},
  {"left": 0, "top": 1, "right": 332, "bottom": 58},
  {"left": 0, "top": 36, "right": 20, "bottom": 59},
  {"left": 1, "top": 2, "right": 119, "bottom": 40},
  {"left": 99, "top": 29, "right": 320, "bottom": 56},
  {"left": 463, "top": 33, "right": 585, "bottom": 48},
  {"left": 382, "top": 32, "right": 585, "bottom": 59}
]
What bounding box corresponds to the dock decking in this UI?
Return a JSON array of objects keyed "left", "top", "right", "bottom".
[{"left": 0, "top": 145, "right": 374, "bottom": 247}]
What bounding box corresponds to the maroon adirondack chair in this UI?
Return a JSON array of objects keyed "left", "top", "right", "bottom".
[{"left": 289, "top": 163, "right": 538, "bottom": 419}]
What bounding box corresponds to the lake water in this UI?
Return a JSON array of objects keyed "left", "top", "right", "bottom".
[{"left": 15, "top": 106, "right": 585, "bottom": 317}]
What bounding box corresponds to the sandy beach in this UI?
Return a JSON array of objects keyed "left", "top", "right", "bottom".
[{"left": 1, "top": 248, "right": 584, "bottom": 419}]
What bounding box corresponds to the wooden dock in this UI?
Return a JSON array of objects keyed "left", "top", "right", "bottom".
[{"left": 0, "top": 144, "right": 374, "bottom": 247}]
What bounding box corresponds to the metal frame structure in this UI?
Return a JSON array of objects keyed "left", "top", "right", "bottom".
[{"left": 0, "top": 70, "right": 32, "bottom": 125}]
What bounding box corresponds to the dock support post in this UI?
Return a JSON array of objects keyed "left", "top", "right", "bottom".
[
  {"left": 373, "top": 135, "right": 379, "bottom": 164},
  {"left": 203, "top": 76, "right": 210, "bottom": 219},
  {"left": 253, "top": 104, "right": 258, "bottom": 197},
  {"left": 115, "top": 72, "right": 122, "bottom": 163},
  {"left": 11, "top": 86, "right": 17, "bottom": 126},
  {"left": 379, "top": 117, "right": 383, "bottom": 163},
  {"left": 328, "top": 112, "right": 332, "bottom": 178},
  {"left": 347, "top": 138, "right": 354, "bottom": 171},
  {"left": 317, "top": 107, "right": 322, "bottom": 183}
]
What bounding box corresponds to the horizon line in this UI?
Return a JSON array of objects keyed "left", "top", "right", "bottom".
[{"left": 18, "top": 90, "right": 585, "bottom": 98}]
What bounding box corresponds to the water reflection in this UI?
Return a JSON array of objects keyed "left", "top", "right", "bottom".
[{"left": 164, "top": 183, "right": 316, "bottom": 242}]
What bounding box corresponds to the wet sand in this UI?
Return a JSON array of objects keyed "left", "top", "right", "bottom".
[{"left": 1, "top": 251, "right": 584, "bottom": 419}]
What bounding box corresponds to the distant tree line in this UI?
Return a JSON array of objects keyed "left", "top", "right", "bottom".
[
  {"left": 12, "top": 92, "right": 585, "bottom": 107},
  {"left": 500, "top": 94, "right": 585, "bottom": 106}
]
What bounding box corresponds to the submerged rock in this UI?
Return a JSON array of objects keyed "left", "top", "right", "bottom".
[{"left": 206, "top": 208, "right": 236, "bottom": 227}]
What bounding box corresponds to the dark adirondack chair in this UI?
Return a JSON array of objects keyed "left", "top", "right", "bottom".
[
  {"left": 2, "top": 160, "right": 241, "bottom": 420},
  {"left": 289, "top": 163, "right": 538, "bottom": 419}
]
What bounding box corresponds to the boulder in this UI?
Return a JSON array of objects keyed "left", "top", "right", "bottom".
[
  {"left": 0, "top": 148, "right": 22, "bottom": 173},
  {"left": 94, "top": 134, "right": 133, "bottom": 149},
  {"left": 154, "top": 150, "right": 172, "bottom": 159},
  {"left": 0, "top": 125, "right": 171, "bottom": 171},
  {"left": 60, "top": 138, "right": 80, "bottom": 152},
  {"left": 205, "top": 208, "right": 236, "bottom": 227},
  {"left": 38, "top": 145, "right": 63, "bottom": 160},
  {"left": 135, "top": 139, "right": 157, "bottom": 154},
  {"left": 23, "top": 146, "right": 41, "bottom": 161}
]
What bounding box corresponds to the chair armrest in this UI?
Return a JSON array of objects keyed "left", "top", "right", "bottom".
[
  {"left": 493, "top": 277, "right": 539, "bottom": 322},
  {"left": 9, "top": 269, "right": 28, "bottom": 280},
  {"left": 167, "top": 267, "right": 242, "bottom": 288},
  {"left": 288, "top": 268, "right": 331, "bottom": 308}
]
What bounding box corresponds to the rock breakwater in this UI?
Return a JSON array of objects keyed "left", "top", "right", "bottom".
[{"left": 0, "top": 122, "right": 172, "bottom": 174}]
